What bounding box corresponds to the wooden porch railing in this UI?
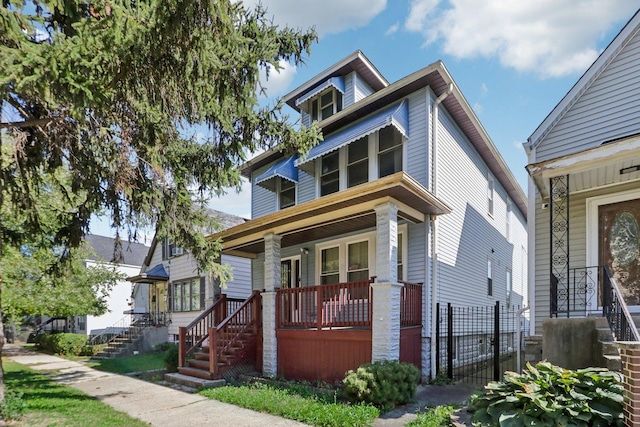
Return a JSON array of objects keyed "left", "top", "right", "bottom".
[
  {"left": 276, "top": 278, "right": 423, "bottom": 330},
  {"left": 400, "top": 281, "right": 422, "bottom": 327},
  {"left": 178, "top": 294, "right": 246, "bottom": 368},
  {"left": 276, "top": 279, "right": 374, "bottom": 329},
  {"left": 208, "top": 291, "right": 261, "bottom": 376}
]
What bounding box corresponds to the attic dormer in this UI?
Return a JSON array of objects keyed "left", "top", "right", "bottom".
[{"left": 283, "top": 50, "right": 388, "bottom": 126}]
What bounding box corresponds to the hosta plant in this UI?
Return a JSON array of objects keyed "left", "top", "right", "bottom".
[{"left": 471, "top": 362, "right": 624, "bottom": 426}]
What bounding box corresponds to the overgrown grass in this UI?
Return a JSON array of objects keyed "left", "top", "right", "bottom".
[
  {"left": 407, "top": 405, "right": 459, "bottom": 426},
  {"left": 200, "top": 382, "right": 380, "bottom": 427},
  {"left": 3, "top": 361, "right": 149, "bottom": 426},
  {"left": 86, "top": 353, "right": 165, "bottom": 374}
]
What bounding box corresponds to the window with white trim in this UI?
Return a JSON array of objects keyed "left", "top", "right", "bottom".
[
  {"left": 506, "top": 268, "right": 512, "bottom": 306},
  {"left": 506, "top": 198, "right": 512, "bottom": 241},
  {"left": 378, "top": 126, "right": 403, "bottom": 178},
  {"left": 320, "top": 246, "right": 340, "bottom": 284},
  {"left": 310, "top": 89, "right": 342, "bottom": 122},
  {"left": 315, "top": 226, "right": 407, "bottom": 285},
  {"left": 278, "top": 178, "right": 296, "bottom": 209},
  {"left": 320, "top": 151, "right": 340, "bottom": 196},
  {"left": 172, "top": 278, "right": 203, "bottom": 312},
  {"left": 487, "top": 174, "right": 495, "bottom": 216},
  {"left": 487, "top": 258, "right": 493, "bottom": 296},
  {"left": 347, "top": 137, "right": 369, "bottom": 188}
]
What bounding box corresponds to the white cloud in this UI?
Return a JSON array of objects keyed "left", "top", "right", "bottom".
[
  {"left": 480, "top": 83, "right": 488, "bottom": 94},
  {"left": 258, "top": 60, "right": 297, "bottom": 97},
  {"left": 209, "top": 179, "right": 253, "bottom": 220},
  {"left": 513, "top": 140, "right": 525, "bottom": 152},
  {"left": 385, "top": 22, "right": 400, "bottom": 36},
  {"left": 405, "top": 0, "right": 639, "bottom": 78},
  {"left": 245, "top": 0, "right": 387, "bottom": 37},
  {"left": 472, "top": 102, "right": 484, "bottom": 115}
]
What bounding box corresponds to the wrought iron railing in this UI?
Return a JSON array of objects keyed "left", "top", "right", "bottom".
[
  {"left": 602, "top": 266, "right": 640, "bottom": 341},
  {"left": 551, "top": 266, "right": 600, "bottom": 317}
]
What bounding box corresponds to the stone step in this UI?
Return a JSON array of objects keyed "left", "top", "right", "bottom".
[
  {"left": 604, "top": 354, "right": 622, "bottom": 371},
  {"left": 164, "top": 372, "right": 225, "bottom": 389}
]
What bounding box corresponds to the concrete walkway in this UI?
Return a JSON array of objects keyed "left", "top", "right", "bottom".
[
  {"left": 4, "top": 344, "right": 307, "bottom": 427},
  {"left": 5, "top": 344, "right": 477, "bottom": 426}
]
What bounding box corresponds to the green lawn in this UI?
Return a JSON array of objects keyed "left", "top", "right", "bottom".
[
  {"left": 2, "top": 361, "right": 149, "bottom": 426},
  {"left": 85, "top": 353, "right": 165, "bottom": 374}
]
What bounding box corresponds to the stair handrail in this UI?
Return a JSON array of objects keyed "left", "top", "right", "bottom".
[
  {"left": 206, "top": 291, "right": 261, "bottom": 377},
  {"left": 178, "top": 294, "right": 228, "bottom": 368},
  {"left": 88, "top": 314, "right": 152, "bottom": 346},
  {"left": 602, "top": 265, "right": 640, "bottom": 341}
]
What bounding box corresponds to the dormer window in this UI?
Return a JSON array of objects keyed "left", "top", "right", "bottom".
[
  {"left": 311, "top": 89, "right": 342, "bottom": 122},
  {"left": 279, "top": 178, "right": 296, "bottom": 209}
]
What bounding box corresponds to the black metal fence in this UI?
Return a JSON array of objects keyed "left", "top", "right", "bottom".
[{"left": 436, "top": 302, "right": 529, "bottom": 385}]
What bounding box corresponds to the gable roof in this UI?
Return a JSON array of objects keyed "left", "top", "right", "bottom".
[
  {"left": 282, "top": 50, "right": 388, "bottom": 112},
  {"left": 243, "top": 58, "right": 528, "bottom": 219},
  {"left": 526, "top": 9, "right": 640, "bottom": 149},
  {"left": 84, "top": 234, "right": 149, "bottom": 266}
]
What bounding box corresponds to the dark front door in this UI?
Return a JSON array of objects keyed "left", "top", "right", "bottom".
[{"left": 600, "top": 198, "right": 640, "bottom": 306}]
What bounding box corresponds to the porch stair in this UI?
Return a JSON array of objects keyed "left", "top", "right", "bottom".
[
  {"left": 91, "top": 316, "right": 153, "bottom": 359},
  {"left": 594, "top": 316, "right": 640, "bottom": 371}
]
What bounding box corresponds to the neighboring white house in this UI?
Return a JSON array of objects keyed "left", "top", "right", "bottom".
[
  {"left": 128, "top": 209, "right": 252, "bottom": 342},
  {"left": 80, "top": 234, "right": 149, "bottom": 336}
]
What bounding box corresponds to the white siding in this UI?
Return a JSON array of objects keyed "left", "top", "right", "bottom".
[
  {"left": 251, "top": 164, "right": 277, "bottom": 218},
  {"left": 353, "top": 73, "right": 374, "bottom": 103},
  {"left": 435, "top": 101, "right": 528, "bottom": 309},
  {"left": 536, "top": 32, "right": 640, "bottom": 162},
  {"left": 220, "top": 254, "right": 252, "bottom": 299},
  {"left": 344, "top": 72, "right": 356, "bottom": 108},
  {"left": 405, "top": 89, "right": 428, "bottom": 186},
  {"left": 297, "top": 170, "right": 315, "bottom": 204}
]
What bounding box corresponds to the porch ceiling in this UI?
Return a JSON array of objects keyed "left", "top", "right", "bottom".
[
  {"left": 526, "top": 134, "right": 640, "bottom": 200},
  {"left": 210, "top": 172, "right": 451, "bottom": 258}
]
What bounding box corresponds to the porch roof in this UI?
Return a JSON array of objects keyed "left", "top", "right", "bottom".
[
  {"left": 526, "top": 133, "right": 640, "bottom": 199},
  {"left": 128, "top": 263, "right": 169, "bottom": 283},
  {"left": 209, "top": 172, "right": 451, "bottom": 258}
]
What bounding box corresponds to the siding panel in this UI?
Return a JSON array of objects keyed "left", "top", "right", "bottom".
[{"left": 405, "top": 89, "right": 428, "bottom": 186}]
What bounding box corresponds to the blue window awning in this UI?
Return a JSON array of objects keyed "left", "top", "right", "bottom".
[
  {"left": 128, "top": 263, "right": 169, "bottom": 283},
  {"left": 296, "top": 100, "right": 409, "bottom": 169},
  {"left": 255, "top": 155, "right": 299, "bottom": 191},
  {"left": 295, "top": 77, "right": 345, "bottom": 107}
]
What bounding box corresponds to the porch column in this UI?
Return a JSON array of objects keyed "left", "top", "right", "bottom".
[
  {"left": 262, "top": 233, "right": 281, "bottom": 377},
  {"left": 372, "top": 202, "right": 402, "bottom": 361}
]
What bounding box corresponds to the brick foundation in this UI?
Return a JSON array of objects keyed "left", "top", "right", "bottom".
[{"left": 617, "top": 342, "right": 640, "bottom": 427}]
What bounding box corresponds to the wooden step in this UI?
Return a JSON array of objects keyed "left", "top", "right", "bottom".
[
  {"left": 177, "top": 366, "right": 216, "bottom": 380},
  {"left": 187, "top": 359, "right": 213, "bottom": 370}
]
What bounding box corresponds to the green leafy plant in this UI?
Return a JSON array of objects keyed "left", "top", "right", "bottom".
[
  {"left": 471, "top": 362, "right": 624, "bottom": 426},
  {"left": 343, "top": 360, "right": 421, "bottom": 408},
  {"left": 35, "top": 333, "right": 87, "bottom": 355},
  {"left": 163, "top": 343, "right": 179, "bottom": 372},
  {"left": 407, "top": 405, "right": 459, "bottom": 426},
  {"left": 0, "top": 390, "right": 26, "bottom": 421}
]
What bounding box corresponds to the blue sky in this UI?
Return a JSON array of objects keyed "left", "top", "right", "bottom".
[{"left": 92, "top": 0, "right": 639, "bottom": 237}]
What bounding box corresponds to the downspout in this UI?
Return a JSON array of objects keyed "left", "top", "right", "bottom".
[
  {"left": 430, "top": 83, "right": 453, "bottom": 380},
  {"left": 516, "top": 306, "right": 530, "bottom": 373}
]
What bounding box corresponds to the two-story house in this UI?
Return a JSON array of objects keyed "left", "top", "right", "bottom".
[
  {"left": 178, "top": 51, "right": 527, "bottom": 383},
  {"left": 128, "top": 209, "right": 251, "bottom": 342}
]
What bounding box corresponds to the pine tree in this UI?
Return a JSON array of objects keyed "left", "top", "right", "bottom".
[{"left": 0, "top": 0, "right": 320, "bottom": 405}]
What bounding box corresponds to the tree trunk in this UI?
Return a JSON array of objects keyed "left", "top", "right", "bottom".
[{"left": 0, "top": 129, "right": 6, "bottom": 410}]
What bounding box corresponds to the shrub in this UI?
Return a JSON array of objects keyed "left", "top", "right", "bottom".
[
  {"left": 163, "top": 343, "right": 179, "bottom": 372},
  {"left": 471, "top": 362, "right": 624, "bottom": 426},
  {"left": 51, "top": 333, "right": 87, "bottom": 355},
  {"left": 0, "top": 390, "right": 26, "bottom": 421},
  {"left": 80, "top": 344, "right": 107, "bottom": 356},
  {"left": 343, "top": 360, "right": 421, "bottom": 408},
  {"left": 154, "top": 342, "right": 175, "bottom": 353}
]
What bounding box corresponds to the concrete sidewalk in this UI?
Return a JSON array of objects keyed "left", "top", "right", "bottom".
[{"left": 4, "top": 344, "right": 307, "bottom": 427}]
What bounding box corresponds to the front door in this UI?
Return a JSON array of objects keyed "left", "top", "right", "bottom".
[
  {"left": 281, "top": 258, "right": 301, "bottom": 321},
  {"left": 599, "top": 198, "right": 640, "bottom": 307}
]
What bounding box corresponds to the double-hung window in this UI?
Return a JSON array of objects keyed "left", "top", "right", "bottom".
[
  {"left": 320, "top": 247, "right": 340, "bottom": 284},
  {"left": 378, "top": 126, "right": 403, "bottom": 177},
  {"left": 320, "top": 151, "right": 340, "bottom": 196},
  {"left": 311, "top": 89, "right": 342, "bottom": 122},
  {"left": 488, "top": 174, "right": 495, "bottom": 216},
  {"left": 347, "top": 137, "right": 369, "bottom": 188},
  {"left": 347, "top": 241, "right": 369, "bottom": 282},
  {"left": 172, "top": 279, "right": 203, "bottom": 312},
  {"left": 279, "top": 178, "right": 295, "bottom": 209}
]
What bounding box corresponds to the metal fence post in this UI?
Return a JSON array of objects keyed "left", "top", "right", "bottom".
[
  {"left": 436, "top": 303, "right": 440, "bottom": 376},
  {"left": 447, "top": 302, "right": 453, "bottom": 379},
  {"left": 494, "top": 301, "right": 500, "bottom": 381}
]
